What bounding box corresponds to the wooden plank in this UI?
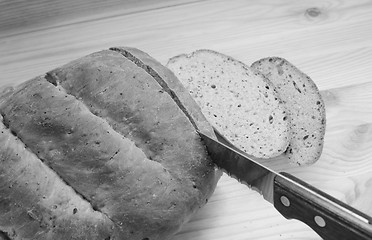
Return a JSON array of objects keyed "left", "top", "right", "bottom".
[{"left": 1, "top": 0, "right": 372, "bottom": 239}]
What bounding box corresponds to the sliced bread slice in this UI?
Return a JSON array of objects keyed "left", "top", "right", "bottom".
[
  {"left": 167, "top": 49, "right": 290, "bottom": 158},
  {"left": 251, "top": 57, "right": 326, "bottom": 165}
]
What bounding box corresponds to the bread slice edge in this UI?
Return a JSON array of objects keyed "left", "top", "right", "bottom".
[{"left": 252, "top": 57, "right": 326, "bottom": 165}]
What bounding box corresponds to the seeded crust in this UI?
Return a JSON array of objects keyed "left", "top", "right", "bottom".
[
  {"left": 251, "top": 57, "right": 326, "bottom": 165},
  {"left": 0, "top": 48, "right": 220, "bottom": 240},
  {"left": 108, "top": 47, "right": 215, "bottom": 138},
  {"left": 167, "top": 49, "right": 291, "bottom": 158}
]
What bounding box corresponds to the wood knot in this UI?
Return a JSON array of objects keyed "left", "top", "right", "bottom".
[{"left": 305, "top": 7, "right": 322, "bottom": 17}]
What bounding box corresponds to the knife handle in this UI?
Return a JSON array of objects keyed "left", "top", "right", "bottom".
[{"left": 273, "top": 172, "right": 372, "bottom": 240}]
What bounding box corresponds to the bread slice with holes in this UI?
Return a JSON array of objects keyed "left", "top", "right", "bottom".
[
  {"left": 251, "top": 57, "right": 326, "bottom": 165},
  {"left": 167, "top": 49, "right": 291, "bottom": 158}
]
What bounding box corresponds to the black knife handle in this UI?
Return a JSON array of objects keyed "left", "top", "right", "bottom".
[{"left": 273, "top": 172, "right": 372, "bottom": 240}]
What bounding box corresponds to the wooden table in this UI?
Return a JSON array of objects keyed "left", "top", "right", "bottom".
[{"left": 1, "top": 0, "right": 372, "bottom": 239}]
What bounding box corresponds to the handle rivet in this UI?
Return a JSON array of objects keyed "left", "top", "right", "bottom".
[
  {"left": 280, "top": 196, "right": 290, "bottom": 207},
  {"left": 314, "top": 215, "right": 326, "bottom": 227}
]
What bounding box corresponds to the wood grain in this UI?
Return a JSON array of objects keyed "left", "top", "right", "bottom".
[
  {"left": 1, "top": 0, "right": 372, "bottom": 239},
  {"left": 0, "top": 0, "right": 201, "bottom": 35},
  {"left": 1, "top": 0, "right": 372, "bottom": 89}
]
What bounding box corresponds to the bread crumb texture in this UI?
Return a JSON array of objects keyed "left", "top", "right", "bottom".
[
  {"left": 167, "top": 50, "right": 290, "bottom": 158},
  {"left": 0, "top": 49, "right": 219, "bottom": 240},
  {"left": 252, "top": 57, "right": 326, "bottom": 165}
]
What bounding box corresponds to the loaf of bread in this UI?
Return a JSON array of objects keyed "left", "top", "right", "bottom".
[
  {"left": 167, "top": 49, "right": 291, "bottom": 158},
  {"left": 251, "top": 57, "right": 326, "bottom": 165},
  {"left": 0, "top": 47, "right": 221, "bottom": 240}
]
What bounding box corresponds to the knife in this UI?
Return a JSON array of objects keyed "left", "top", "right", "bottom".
[{"left": 198, "top": 130, "right": 372, "bottom": 240}]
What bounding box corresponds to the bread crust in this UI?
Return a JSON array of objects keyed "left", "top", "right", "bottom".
[
  {"left": 0, "top": 48, "right": 219, "bottom": 239},
  {"left": 109, "top": 47, "right": 215, "bottom": 138}
]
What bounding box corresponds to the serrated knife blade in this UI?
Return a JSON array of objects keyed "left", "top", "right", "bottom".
[{"left": 198, "top": 130, "right": 372, "bottom": 240}]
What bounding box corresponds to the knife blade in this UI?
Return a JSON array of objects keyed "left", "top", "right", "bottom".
[{"left": 198, "top": 130, "right": 372, "bottom": 240}]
